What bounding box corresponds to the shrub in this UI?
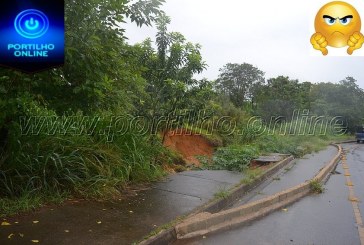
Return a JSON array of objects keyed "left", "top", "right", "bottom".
[{"left": 209, "top": 145, "right": 259, "bottom": 172}]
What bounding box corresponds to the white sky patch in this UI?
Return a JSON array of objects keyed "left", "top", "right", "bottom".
[{"left": 124, "top": 0, "right": 364, "bottom": 88}]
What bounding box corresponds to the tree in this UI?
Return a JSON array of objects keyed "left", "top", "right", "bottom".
[
  {"left": 255, "top": 76, "right": 312, "bottom": 122},
  {"left": 0, "top": 0, "right": 166, "bottom": 129},
  {"left": 0, "top": 0, "right": 166, "bottom": 146},
  {"left": 310, "top": 77, "right": 364, "bottom": 133},
  {"left": 216, "top": 63, "right": 265, "bottom": 108},
  {"left": 136, "top": 14, "right": 210, "bottom": 137}
]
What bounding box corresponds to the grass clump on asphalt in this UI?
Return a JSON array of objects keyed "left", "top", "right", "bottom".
[
  {"left": 139, "top": 215, "right": 186, "bottom": 243},
  {"left": 0, "top": 192, "right": 67, "bottom": 218},
  {"left": 240, "top": 168, "right": 263, "bottom": 185},
  {"left": 214, "top": 188, "right": 230, "bottom": 199},
  {"left": 309, "top": 180, "right": 324, "bottom": 194}
]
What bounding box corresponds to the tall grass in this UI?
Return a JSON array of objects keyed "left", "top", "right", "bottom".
[
  {"left": 0, "top": 111, "right": 166, "bottom": 216},
  {"left": 207, "top": 119, "right": 349, "bottom": 172}
]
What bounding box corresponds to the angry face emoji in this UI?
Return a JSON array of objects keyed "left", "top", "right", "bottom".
[{"left": 311, "top": 1, "right": 364, "bottom": 55}]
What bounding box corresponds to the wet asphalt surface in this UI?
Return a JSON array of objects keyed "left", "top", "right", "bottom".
[
  {"left": 0, "top": 170, "right": 242, "bottom": 245},
  {"left": 175, "top": 143, "right": 364, "bottom": 245},
  {"left": 231, "top": 146, "right": 337, "bottom": 208}
]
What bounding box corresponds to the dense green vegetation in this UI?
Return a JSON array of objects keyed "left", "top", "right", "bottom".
[{"left": 0, "top": 0, "right": 362, "bottom": 216}]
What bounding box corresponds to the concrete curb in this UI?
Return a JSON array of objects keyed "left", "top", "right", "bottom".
[
  {"left": 334, "top": 140, "right": 357, "bottom": 144},
  {"left": 199, "top": 155, "right": 294, "bottom": 214},
  {"left": 313, "top": 144, "right": 342, "bottom": 183},
  {"left": 139, "top": 155, "right": 294, "bottom": 245},
  {"left": 175, "top": 144, "right": 342, "bottom": 240}
]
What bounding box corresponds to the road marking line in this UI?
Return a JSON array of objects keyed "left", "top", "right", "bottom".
[
  {"left": 341, "top": 150, "right": 364, "bottom": 245},
  {"left": 349, "top": 197, "right": 360, "bottom": 203}
]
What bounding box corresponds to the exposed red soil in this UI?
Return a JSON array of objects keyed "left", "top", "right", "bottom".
[{"left": 162, "top": 129, "right": 215, "bottom": 166}]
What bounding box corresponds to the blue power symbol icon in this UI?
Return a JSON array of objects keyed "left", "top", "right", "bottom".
[
  {"left": 14, "top": 9, "right": 49, "bottom": 39},
  {"left": 25, "top": 18, "right": 40, "bottom": 30}
]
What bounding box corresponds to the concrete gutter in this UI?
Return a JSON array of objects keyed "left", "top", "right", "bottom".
[
  {"left": 175, "top": 144, "right": 342, "bottom": 240},
  {"left": 334, "top": 140, "right": 357, "bottom": 144},
  {"left": 200, "top": 155, "right": 294, "bottom": 214},
  {"left": 139, "top": 155, "right": 294, "bottom": 245}
]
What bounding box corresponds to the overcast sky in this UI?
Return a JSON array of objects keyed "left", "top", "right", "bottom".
[{"left": 124, "top": 0, "right": 364, "bottom": 88}]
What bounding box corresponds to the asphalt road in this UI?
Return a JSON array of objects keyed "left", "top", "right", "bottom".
[
  {"left": 177, "top": 143, "right": 364, "bottom": 245},
  {"left": 231, "top": 146, "right": 337, "bottom": 208},
  {"left": 0, "top": 171, "right": 242, "bottom": 245}
]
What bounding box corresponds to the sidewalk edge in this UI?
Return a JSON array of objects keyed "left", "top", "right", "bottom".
[
  {"left": 175, "top": 144, "right": 342, "bottom": 240},
  {"left": 138, "top": 155, "right": 294, "bottom": 245}
]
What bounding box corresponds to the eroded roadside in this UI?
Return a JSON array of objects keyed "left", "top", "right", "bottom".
[
  {"left": 174, "top": 143, "right": 364, "bottom": 245},
  {"left": 231, "top": 145, "right": 338, "bottom": 207}
]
